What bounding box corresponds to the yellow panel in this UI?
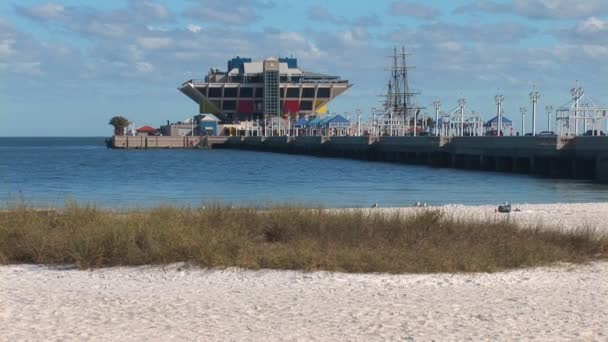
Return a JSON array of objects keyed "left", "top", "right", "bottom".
[{"left": 314, "top": 100, "right": 327, "bottom": 114}]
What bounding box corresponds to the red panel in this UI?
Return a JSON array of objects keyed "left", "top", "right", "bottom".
[
  {"left": 283, "top": 100, "right": 300, "bottom": 113},
  {"left": 238, "top": 100, "right": 255, "bottom": 113}
]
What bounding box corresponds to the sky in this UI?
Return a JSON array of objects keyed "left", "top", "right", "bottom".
[{"left": 1, "top": 0, "right": 607, "bottom": 136}]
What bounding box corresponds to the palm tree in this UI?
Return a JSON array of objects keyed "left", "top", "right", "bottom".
[{"left": 109, "top": 116, "right": 130, "bottom": 136}]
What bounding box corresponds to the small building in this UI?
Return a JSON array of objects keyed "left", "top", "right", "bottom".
[
  {"left": 484, "top": 116, "right": 514, "bottom": 136},
  {"left": 293, "top": 117, "right": 308, "bottom": 136},
  {"left": 322, "top": 114, "right": 350, "bottom": 136},
  {"left": 199, "top": 113, "right": 220, "bottom": 136},
  {"left": 135, "top": 125, "right": 157, "bottom": 136}
]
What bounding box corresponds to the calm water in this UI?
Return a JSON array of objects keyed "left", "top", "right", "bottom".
[{"left": 2, "top": 137, "right": 608, "bottom": 208}]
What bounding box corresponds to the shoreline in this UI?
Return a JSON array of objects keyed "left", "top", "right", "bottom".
[
  {"left": 374, "top": 202, "right": 608, "bottom": 232},
  {"left": 6, "top": 201, "right": 608, "bottom": 230}
]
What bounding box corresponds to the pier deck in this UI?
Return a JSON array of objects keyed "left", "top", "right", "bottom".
[
  {"left": 110, "top": 135, "right": 608, "bottom": 182},
  {"left": 212, "top": 135, "right": 608, "bottom": 182}
]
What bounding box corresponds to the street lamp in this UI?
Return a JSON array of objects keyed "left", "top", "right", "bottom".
[
  {"left": 432, "top": 100, "right": 441, "bottom": 136},
  {"left": 545, "top": 105, "right": 553, "bottom": 132},
  {"left": 529, "top": 85, "right": 541, "bottom": 136},
  {"left": 520, "top": 107, "right": 527, "bottom": 135},
  {"left": 495, "top": 92, "right": 504, "bottom": 136}
]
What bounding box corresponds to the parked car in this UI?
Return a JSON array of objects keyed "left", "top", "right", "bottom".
[
  {"left": 538, "top": 131, "right": 556, "bottom": 136},
  {"left": 582, "top": 130, "right": 606, "bottom": 136}
]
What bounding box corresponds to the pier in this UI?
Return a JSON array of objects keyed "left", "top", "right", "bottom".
[{"left": 211, "top": 135, "right": 608, "bottom": 182}]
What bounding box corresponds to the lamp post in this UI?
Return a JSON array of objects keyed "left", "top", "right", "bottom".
[
  {"left": 520, "top": 107, "right": 527, "bottom": 135},
  {"left": 570, "top": 82, "right": 584, "bottom": 136},
  {"left": 356, "top": 109, "right": 362, "bottom": 136},
  {"left": 432, "top": 100, "right": 441, "bottom": 136},
  {"left": 545, "top": 105, "right": 553, "bottom": 132},
  {"left": 495, "top": 92, "right": 504, "bottom": 136},
  {"left": 458, "top": 98, "right": 466, "bottom": 137},
  {"left": 529, "top": 85, "right": 541, "bottom": 136}
]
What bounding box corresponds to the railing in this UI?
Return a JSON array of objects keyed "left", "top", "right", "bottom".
[{"left": 186, "top": 78, "right": 349, "bottom": 85}]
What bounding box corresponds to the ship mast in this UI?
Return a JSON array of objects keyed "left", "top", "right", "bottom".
[{"left": 377, "top": 45, "right": 423, "bottom": 136}]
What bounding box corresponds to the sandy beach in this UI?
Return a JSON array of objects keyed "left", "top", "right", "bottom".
[
  {"left": 376, "top": 202, "right": 608, "bottom": 232},
  {"left": 1, "top": 202, "right": 607, "bottom": 341}
]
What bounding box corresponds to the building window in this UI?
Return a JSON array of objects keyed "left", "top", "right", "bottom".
[
  {"left": 249, "top": 75, "right": 262, "bottom": 83},
  {"left": 224, "top": 87, "right": 238, "bottom": 98},
  {"left": 240, "top": 87, "right": 253, "bottom": 97},
  {"left": 208, "top": 88, "right": 222, "bottom": 98},
  {"left": 300, "top": 101, "right": 313, "bottom": 111},
  {"left": 302, "top": 88, "right": 315, "bottom": 98},
  {"left": 317, "top": 87, "right": 330, "bottom": 98},
  {"left": 286, "top": 88, "right": 300, "bottom": 98},
  {"left": 255, "top": 88, "right": 264, "bottom": 98},
  {"left": 223, "top": 100, "right": 236, "bottom": 110}
]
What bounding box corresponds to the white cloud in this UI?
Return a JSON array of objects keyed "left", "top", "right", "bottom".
[
  {"left": 456, "top": 0, "right": 608, "bottom": 19},
  {"left": 137, "top": 37, "right": 173, "bottom": 49},
  {"left": 136, "top": 61, "right": 154, "bottom": 73},
  {"left": 132, "top": 1, "right": 171, "bottom": 21},
  {"left": 184, "top": 0, "right": 274, "bottom": 25},
  {"left": 87, "top": 21, "right": 127, "bottom": 38},
  {"left": 16, "top": 3, "right": 66, "bottom": 21},
  {"left": 576, "top": 17, "right": 608, "bottom": 34},
  {"left": 187, "top": 24, "right": 202, "bottom": 33},
  {"left": 307, "top": 6, "right": 380, "bottom": 27},
  {"left": 389, "top": 1, "right": 441, "bottom": 20},
  {"left": 0, "top": 39, "right": 15, "bottom": 58},
  {"left": 581, "top": 44, "right": 608, "bottom": 59},
  {"left": 436, "top": 41, "right": 462, "bottom": 52},
  {"left": 0, "top": 61, "right": 42, "bottom": 75},
  {"left": 512, "top": 0, "right": 607, "bottom": 19}
]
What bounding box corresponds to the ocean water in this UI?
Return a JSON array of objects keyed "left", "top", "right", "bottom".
[{"left": 2, "top": 137, "right": 608, "bottom": 208}]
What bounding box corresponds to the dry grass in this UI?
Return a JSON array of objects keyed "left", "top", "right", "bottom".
[{"left": 0, "top": 203, "right": 606, "bottom": 273}]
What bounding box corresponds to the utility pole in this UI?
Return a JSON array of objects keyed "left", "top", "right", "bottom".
[
  {"left": 458, "top": 98, "right": 466, "bottom": 136},
  {"left": 433, "top": 100, "right": 441, "bottom": 136},
  {"left": 570, "top": 82, "right": 584, "bottom": 136},
  {"left": 356, "top": 109, "right": 362, "bottom": 136},
  {"left": 529, "top": 85, "right": 541, "bottom": 136},
  {"left": 545, "top": 105, "right": 553, "bottom": 132},
  {"left": 495, "top": 91, "right": 504, "bottom": 136},
  {"left": 520, "top": 107, "right": 527, "bottom": 135}
]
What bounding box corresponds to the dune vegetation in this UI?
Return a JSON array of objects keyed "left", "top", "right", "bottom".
[{"left": 0, "top": 203, "right": 606, "bottom": 273}]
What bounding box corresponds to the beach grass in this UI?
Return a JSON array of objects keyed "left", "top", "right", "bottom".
[{"left": 0, "top": 203, "right": 606, "bottom": 273}]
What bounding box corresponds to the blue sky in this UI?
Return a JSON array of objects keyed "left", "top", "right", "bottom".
[{"left": 1, "top": 0, "right": 607, "bottom": 136}]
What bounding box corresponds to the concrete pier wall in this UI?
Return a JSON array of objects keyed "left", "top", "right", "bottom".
[
  {"left": 111, "top": 136, "right": 228, "bottom": 149},
  {"left": 111, "top": 134, "right": 608, "bottom": 182},
  {"left": 112, "top": 136, "right": 203, "bottom": 149},
  {"left": 214, "top": 135, "right": 608, "bottom": 182}
]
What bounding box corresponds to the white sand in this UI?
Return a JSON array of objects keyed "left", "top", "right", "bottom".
[
  {"left": 375, "top": 202, "right": 608, "bottom": 232},
  {"left": 2, "top": 263, "right": 607, "bottom": 341},
  {"left": 1, "top": 202, "right": 607, "bottom": 341}
]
